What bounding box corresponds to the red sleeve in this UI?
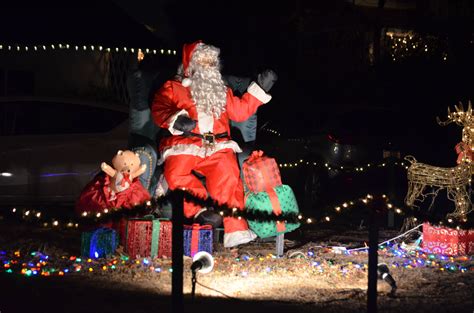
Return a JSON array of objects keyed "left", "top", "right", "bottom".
[
  {"left": 225, "top": 88, "right": 264, "bottom": 122},
  {"left": 151, "top": 81, "right": 180, "bottom": 129}
]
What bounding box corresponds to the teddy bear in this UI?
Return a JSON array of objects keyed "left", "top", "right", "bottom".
[
  {"left": 101, "top": 150, "right": 147, "bottom": 194},
  {"left": 75, "top": 150, "right": 151, "bottom": 215}
]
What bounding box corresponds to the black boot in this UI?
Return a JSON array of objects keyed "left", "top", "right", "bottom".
[{"left": 194, "top": 208, "right": 223, "bottom": 228}]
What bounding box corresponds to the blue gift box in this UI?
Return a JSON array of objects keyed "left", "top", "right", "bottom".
[
  {"left": 81, "top": 227, "right": 118, "bottom": 258},
  {"left": 183, "top": 224, "right": 213, "bottom": 257}
]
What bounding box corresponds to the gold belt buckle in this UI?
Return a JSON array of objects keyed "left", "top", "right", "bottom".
[{"left": 202, "top": 132, "right": 216, "bottom": 148}]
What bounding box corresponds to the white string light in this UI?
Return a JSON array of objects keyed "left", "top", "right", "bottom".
[
  {"left": 385, "top": 30, "right": 448, "bottom": 62},
  {"left": 0, "top": 43, "right": 177, "bottom": 56}
]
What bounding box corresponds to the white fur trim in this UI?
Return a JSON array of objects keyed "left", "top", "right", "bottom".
[
  {"left": 223, "top": 229, "right": 257, "bottom": 248},
  {"left": 194, "top": 207, "right": 208, "bottom": 218},
  {"left": 157, "top": 141, "right": 242, "bottom": 165},
  {"left": 167, "top": 109, "right": 189, "bottom": 135},
  {"left": 197, "top": 107, "right": 214, "bottom": 134},
  {"left": 247, "top": 81, "right": 272, "bottom": 104},
  {"left": 182, "top": 78, "right": 192, "bottom": 87}
]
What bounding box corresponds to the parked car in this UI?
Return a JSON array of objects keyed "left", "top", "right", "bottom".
[{"left": 0, "top": 97, "right": 129, "bottom": 206}]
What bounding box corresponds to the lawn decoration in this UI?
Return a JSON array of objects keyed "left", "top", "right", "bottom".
[
  {"left": 405, "top": 102, "right": 473, "bottom": 225},
  {"left": 81, "top": 227, "right": 118, "bottom": 258},
  {"left": 243, "top": 150, "right": 301, "bottom": 238},
  {"left": 101, "top": 150, "right": 148, "bottom": 194},
  {"left": 75, "top": 150, "right": 151, "bottom": 215},
  {"left": 422, "top": 222, "right": 474, "bottom": 256}
]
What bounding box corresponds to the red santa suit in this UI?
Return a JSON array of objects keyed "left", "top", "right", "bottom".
[{"left": 151, "top": 41, "right": 272, "bottom": 247}]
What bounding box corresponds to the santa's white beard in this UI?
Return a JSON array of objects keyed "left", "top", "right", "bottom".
[{"left": 190, "top": 65, "right": 227, "bottom": 118}]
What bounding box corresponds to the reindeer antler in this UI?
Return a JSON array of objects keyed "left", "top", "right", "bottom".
[{"left": 437, "top": 101, "right": 473, "bottom": 127}]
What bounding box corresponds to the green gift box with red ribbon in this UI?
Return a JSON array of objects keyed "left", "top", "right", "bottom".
[{"left": 245, "top": 184, "right": 300, "bottom": 238}]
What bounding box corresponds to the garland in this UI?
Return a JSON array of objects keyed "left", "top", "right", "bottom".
[{"left": 3, "top": 189, "right": 473, "bottom": 230}]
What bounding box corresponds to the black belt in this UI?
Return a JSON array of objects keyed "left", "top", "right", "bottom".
[{"left": 184, "top": 131, "right": 229, "bottom": 144}]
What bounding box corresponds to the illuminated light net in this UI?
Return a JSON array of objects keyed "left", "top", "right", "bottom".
[{"left": 405, "top": 102, "right": 473, "bottom": 223}]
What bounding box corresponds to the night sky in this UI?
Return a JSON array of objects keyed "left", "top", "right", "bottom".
[
  {"left": 4, "top": 0, "right": 471, "bottom": 150},
  {"left": 111, "top": 0, "right": 473, "bottom": 142}
]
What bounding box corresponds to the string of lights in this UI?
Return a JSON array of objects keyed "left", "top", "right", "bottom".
[
  {"left": 384, "top": 30, "right": 449, "bottom": 62},
  {"left": 0, "top": 238, "right": 471, "bottom": 279},
  {"left": 3, "top": 187, "right": 472, "bottom": 231},
  {"left": 261, "top": 127, "right": 281, "bottom": 136},
  {"left": 277, "top": 158, "right": 408, "bottom": 172},
  {"left": 0, "top": 43, "right": 177, "bottom": 56}
]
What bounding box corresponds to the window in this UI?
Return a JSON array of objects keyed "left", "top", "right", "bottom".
[{"left": 0, "top": 101, "right": 128, "bottom": 136}]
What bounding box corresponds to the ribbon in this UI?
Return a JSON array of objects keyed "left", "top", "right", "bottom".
[
  {"left": 141, "top": 215, "right": 162, "bottom": 258},
  {"left": 257, "top": 154, "right": 282, "bottom": 215},
  {"left": 247, "top": 150, "right": 264, "bottom": 163},
  {"left": 455, "top": 142, "right": 473, "bottom": 164},
  {"left": 150, "top": 219, "right": 160, "bottom": 258},
  {"left": 186, "top": 224, "right": 212, "bottom": 257},
  {"left": 267, "top": 188, "right": 282, "bottom": 216},
  {"left": 121, "top": 172, "right": 132, "bottom": 187},
  {"left": 276, "top": 220, "right": 286, "bottom": 233},
  {"left": 266, "top": 187, "right": 285, "bottom": 233}
]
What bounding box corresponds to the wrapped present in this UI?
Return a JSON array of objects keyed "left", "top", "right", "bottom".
[
  {"left": 422, "top": 222, "right": 474, "bottom": 256},
  {"left": 243, "top": 150, "right": 282, "bottom": 193},
  {"left": 183, "top": 224, "right": 213, "bottom": 258},
  {"left": 158, "top": 219, "right": 173, "bottom": 258},
  {"left": 125, "top": 217, "right": 172, "bottom": 259},
  {"left": 110, "top": 217, "right": 128, "bottom": 247},
  {"left": 81, "top": 227, "right": 118, "bottom": 258},
  {"left": 245, "top": 184, "right": 300, "bottom": 238}
]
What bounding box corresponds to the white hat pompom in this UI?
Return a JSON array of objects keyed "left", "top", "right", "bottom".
[{"left": 182, "top": 78, "right": 192, "bottom": 87}]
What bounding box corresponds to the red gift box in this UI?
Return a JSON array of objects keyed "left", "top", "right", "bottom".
[
  {"left": 158, "top": 220, "right": 172, "bottom": 258},
  {"left": 243, "top": 150, "right": 282, "bottom": 193},
  {"left": 422, "top": 222, "right": 474, "bottom": 256},
  {"left": 110, "top": 217, "right": 128, "bottom": 247},
  {"left": 125, "top": 218, "right": 172, "bottom": 259}
]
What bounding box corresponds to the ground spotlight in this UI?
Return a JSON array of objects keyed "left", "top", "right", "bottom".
[
  {"left": 191, "top": 251, "right": 214, "bottom": 274},
  {"left": 190, "top": 251, "right": 214, "bottom": 300},
  {"left": 377, "top": 263, "right": 397, "bottom": 296}
]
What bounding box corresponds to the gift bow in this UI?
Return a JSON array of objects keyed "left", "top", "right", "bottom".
[
  {"left": 248, "top": 150, "right": 264, "bottom": 162},
  {"left": 455, "top": 142, "right": 473, "bottom": 164},
  {"left": 185, "top": 223, "right": 212, "bottom": 231},
  {"left": 121, "top": 172, "right": 132, "bottom": 187}
]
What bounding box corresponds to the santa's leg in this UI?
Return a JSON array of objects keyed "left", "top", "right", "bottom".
[
  {"left": 222, "top": 216, "right": 257, "bottom": 248},
  {"left": 164, "top": 154, "right": 207, "bottom": 218},
  {"left": 195, "top": 149, "right": 256, "bottom": 247}
]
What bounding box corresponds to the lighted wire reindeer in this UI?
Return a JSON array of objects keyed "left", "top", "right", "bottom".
[{"left": 404, "top": 101, "right": 473, "bottom": 223}]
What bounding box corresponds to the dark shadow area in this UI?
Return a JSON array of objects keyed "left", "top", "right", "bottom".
[{"left": 1, "top": 272, "right": 472, "bottom": 313}]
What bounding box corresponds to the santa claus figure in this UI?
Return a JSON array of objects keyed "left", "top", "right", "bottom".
[{"left": 151, "top": 40, "right": 277, "bottom": 248}]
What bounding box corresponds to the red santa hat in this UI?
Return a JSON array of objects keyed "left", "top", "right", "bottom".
[{"left": 181, "top": 40, "right": 202, "bottom": 87}]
